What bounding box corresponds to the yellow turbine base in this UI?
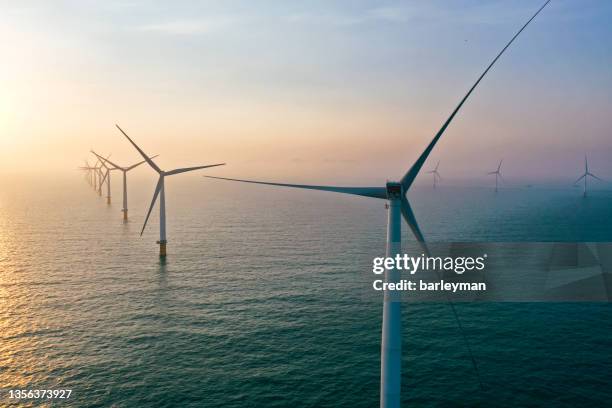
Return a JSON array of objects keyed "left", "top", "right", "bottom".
[
  {"left": 107, "top": 197, "right": 111, "bottom": 204},
  {"left": 123, "top": 210, "right": 128, "bottom": 221},
  {"left": 159, "top": 243, "right": 167, "bottom": 257}
]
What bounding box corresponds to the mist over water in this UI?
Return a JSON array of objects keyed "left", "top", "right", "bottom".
[{"left": 1, "top": 177, "right": 611, "bottom": 407}]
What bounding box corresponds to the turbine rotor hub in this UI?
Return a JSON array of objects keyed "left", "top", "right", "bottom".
[{"left": 385, "top": 182, "right": 403, "bottom": 200}]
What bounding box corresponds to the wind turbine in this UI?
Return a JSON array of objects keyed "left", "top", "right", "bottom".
[
  {"left": 575, "top": 155, "right": 602, "bottom": 197},
  {"left": 487, "top": 159, "right": 504, "bottom": 193},
  {"left": 91, "top": 157, "right": 104, "bottom": 196},
  {"left": 86, "top": 158, "right": 101, "bottom": 193},
  {"left": 79, "top": 160, "right": 100, "bottom": 190},
  {"left": 79, "top": 160, "right": 95, "bottom": 186},
  {"left": 206, "top": 2, "right": 551, "bottom": 405},
  {"left": 86, "top": 161, "right": 94, "bottom": 186},
  {"left": 426, "top": 161, "right": 442, "bottom": 188},
  {"left": 94, "top": 152, "right": 113, "bottom": 204},
  {"left": 91, "top": 150, "right": 159, "bottom": 221},
  {"left": 115, "top": 125, "right": 226, "bottom": 256}
]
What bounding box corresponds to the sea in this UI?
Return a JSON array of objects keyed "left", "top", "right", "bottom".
[{"left": 1, "top": 175, "right": 611, "bottom": 407}]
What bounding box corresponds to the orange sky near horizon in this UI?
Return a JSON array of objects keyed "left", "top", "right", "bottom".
[{"left": 1, "top": 1, "right": 611, "bottom": 184}]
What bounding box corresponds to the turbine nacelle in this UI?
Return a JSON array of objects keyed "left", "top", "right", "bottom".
[{"left": 385, "top": 182, "right": 403, "bottom": 199}]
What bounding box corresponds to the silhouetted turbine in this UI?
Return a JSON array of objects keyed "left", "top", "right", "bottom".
[
  {"left": 575, "top": 155, "right": 603, "bottom": 197},
  {"left": 426, "top": 160, "right": 442, "bottom": 189},
  {"left": 487, "top": 159, "right": 504, "bottom": 193}
]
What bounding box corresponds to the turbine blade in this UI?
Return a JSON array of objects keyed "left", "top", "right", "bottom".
[
  {"left": 115, "top": 124, "right": 162, "bottom": 173},
  {"left": 400, "top": 0, "right": 550, "bottom": 190},
  {"left": 99, "top": 169, "right": 109, "bottom": 186},
  {"left": 166, "top": 163, "right": 226, "bottom": 176},
  {"left": 497, "top": 159, "right": 503, "bottom": 172},
  {"left": 141, "top": 177, "right": 163, "bottom": 236},
  {"left": 400, "top": 197, "right": 429, "bottom": 254},
  {"left": 401, "top": 199, "right": 485, "bottom": 389},
  {"left": 91, "top": 150, "right": 121, "bottom": 170},
  {"left": 487, "top": 171, "right": 497, "bottom": 175},
  {"left": 401, "top": 197, "right": 485, "bottom": 390},
  {"left": 445, "top": 298, "right": 485, "bottom": 391},
  {"left": 588, "top": 173, "right": 603, "bottom": 182},
  {"left": 574, "top": 174, "right": 586, "bottom": 185},
  {"left": 126, "top": 155, "right": 159, "bottom": 171},
  {"left": 206, "top": 176, "right": 387, "bottom": 199}
]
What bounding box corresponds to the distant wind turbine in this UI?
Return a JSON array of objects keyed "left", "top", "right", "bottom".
[
  {"left": 487, "top": 159, "right": 504, "bottom": 193},
  {"left": 79, "top": 159, "right": 101, "bottom": 191},
  {"left": 89, "top": 158, "right": 102, "bottom": 194},
  {"left": 79, "top": 160, "right": 95, "bottom": 187},
  {"left": 115, "top": 124, "right": 226, "bottom": 256},
  {"left": 94, "top": 152, "right": 113, "bottom": 204},
  {"left": 85, "top": 160, "right": 94, "bottom": 186},
  {"left": 92, "top": 157, "right": 105, "bottom": 196},
  {"left": 91, "top": 150, "right": 159, "bottom": 221},
  {"left": 206, "top": 1, "right": 551, "bottom": 405},
  {"left": 575, "top": 155, "right": 602, "bottom": 197},
  {"left": 426, "top": 160, "right": 442, "bottom": 188}
]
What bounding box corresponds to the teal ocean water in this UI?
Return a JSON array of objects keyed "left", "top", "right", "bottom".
[{"left": 1, "top": 177, "right": 611, "bottom": 407}]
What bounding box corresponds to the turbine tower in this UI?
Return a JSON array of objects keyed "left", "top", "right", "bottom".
[
  {"left": 206, "top": 2, "right": 550, "bottom": 405},
  {"left": 575, "top": 155, "right": 602, "bottom": 197},
  {"left": 116, "top": 125, "right": 225, "bottom": 256},
  {"left": 488, "top": 159, "right": 504, "bottom": 193},
  {"left": 91, "top": 151, "right": 158, "bottom": 221},
  {"left": 426, "top": 161, "right": 441, "bottom": 188}
]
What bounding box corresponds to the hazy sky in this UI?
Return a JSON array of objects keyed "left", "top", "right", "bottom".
[{"left": 1, "top": 0, "right": 611, "bottom": 185}]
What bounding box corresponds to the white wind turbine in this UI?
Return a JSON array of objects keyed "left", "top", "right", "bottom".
[
  {"left": 487, "top": 159, "right": 504, "bottom": 193},
  {"left": 207, "top": 2, "right": 550, "bottom": 405},
  {"left": 91, "top": 150, "right": 159, "bottom": 221},
  {"left": 574, "top": 155, "right": 603, "bottom": 197},
  {"left": 426, "top": 160, "right": 442, "bottom": 188},
  {"left": 115, "top": 125, "right": 226, "bottom": 256}
]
